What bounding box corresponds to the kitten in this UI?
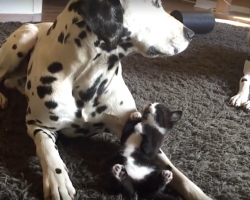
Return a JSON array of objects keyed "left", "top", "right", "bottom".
[{"left": 110, "top": 103, "right": 182, "bottom": 200}]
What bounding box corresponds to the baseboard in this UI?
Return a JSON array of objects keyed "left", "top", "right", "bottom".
[
  {"left": 0, "top": 14, "right": 41, "bottom": 23},
  {"left": 195, "top": 0, "right": 250, "bottom": 14}
]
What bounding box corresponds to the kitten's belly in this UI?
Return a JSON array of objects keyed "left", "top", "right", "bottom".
[{"left": 125, "top": 157, "right": 154, "bottom": 180}]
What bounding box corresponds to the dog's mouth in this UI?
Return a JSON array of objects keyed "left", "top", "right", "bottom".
[{"left": 146, "top": 46, "right": 164, "bottom": 57}]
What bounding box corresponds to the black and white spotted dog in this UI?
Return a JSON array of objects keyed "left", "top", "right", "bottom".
[
  {"left": 110, "top": 103, "right": 182, "bottom": 200},
  {"left": 0, "top": 0, "right": 212, "bottom": 200},
  {"left": 230, "top": 30, "right": 250, "bottom": 109}
]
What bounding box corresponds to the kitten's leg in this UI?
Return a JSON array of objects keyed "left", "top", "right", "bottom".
[
  {"left": 112, "top": 164, "right": 126, "bottom": 181},
  {"left": 157, "top": 149, "right": 213, "bottom": 200}
]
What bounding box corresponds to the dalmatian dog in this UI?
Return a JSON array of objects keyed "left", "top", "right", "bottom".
[
  {"left": 0, "top": 0, "right": 212, "bottom": 200},
  {"left": 230, "top": 30, "right": 250, "bottom": 109}
]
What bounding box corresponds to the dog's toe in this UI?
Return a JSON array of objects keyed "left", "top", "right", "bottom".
[{"left": 229, "top": 94, "right": 248, "bottom": 107}]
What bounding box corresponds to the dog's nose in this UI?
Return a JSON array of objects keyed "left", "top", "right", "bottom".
[{"left": 183, "top": 27, "right": 195, "bottom": 40}]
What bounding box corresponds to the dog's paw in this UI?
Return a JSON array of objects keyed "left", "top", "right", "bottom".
[
  {"left": 130, "top": 111, "right": 142, "bottom": 120},
  {"left": 43, "top": 165, "right": 76, "bottom": 200},
  {"left": 0, "top": 93, "right": 8, "bottom": 109},
  {"left": 162, "top": 170, "right": 173, "bottom": 184},
  {"left": 243, "top": 101, "right": 250, "bottom": 111},
  {"left": 229, "top": 93, "right": 248, "bottom": 107},
  {"left": 112, "top": 164, "right": 126, "bottom": 181}
]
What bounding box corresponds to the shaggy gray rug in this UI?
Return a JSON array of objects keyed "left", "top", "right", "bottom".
[{"left": 0, "top": 21, "right": 250, "bottom": 200}]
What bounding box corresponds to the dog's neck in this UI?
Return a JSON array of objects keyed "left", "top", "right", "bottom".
[{"left": 53, "top": 0, "right": 135, "bottom": 81}]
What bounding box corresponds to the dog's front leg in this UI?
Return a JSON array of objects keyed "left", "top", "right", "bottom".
[
  {"left": 230, "top": 56, "right": 250, "bottom": 108},
  {"left": 27, "top": 125, "right": 76, "bottom": 200},
  {"left": 157, "top": 149, "right": 212, "bottom": 200}
]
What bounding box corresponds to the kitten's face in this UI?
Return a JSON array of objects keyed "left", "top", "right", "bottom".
[
  {"left": 142, "top": 103, "right": 182, "bottom": 130},
  {"left": 140, "top": 103, "right": 182, "bottom": 158}
]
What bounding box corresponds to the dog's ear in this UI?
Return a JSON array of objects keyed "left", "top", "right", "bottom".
[{"left": 79, "top": 0, "right": 124, "bottom": 50}]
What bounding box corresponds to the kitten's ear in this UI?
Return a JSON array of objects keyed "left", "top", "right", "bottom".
[{"left": 170, "top": 111, "right": 182, "bottom": 123}]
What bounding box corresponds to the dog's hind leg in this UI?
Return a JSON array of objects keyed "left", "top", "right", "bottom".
[
  {"left": 157, "top": 149, "right": 213, "bottom": 200},
  {"left": 0, "top": 23, "right": 38, "bottom": 108},
  {"left": 229, "top": 56, "right": 250, "bottom": 108}
]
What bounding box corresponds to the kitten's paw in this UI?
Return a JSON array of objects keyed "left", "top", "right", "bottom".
[
  {"left": 112, "top": 164, "right": 126, "bottom": 181},
  {"left": 162, "top": 170, "right": 173, "bottom": 184},
  {"left": 130, "top": 111, "right": 142, "bottom": 120}
]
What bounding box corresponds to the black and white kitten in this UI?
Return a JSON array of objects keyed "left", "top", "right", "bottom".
[{"left": 110, "top": 103, "right": 182, "bottom": 200}]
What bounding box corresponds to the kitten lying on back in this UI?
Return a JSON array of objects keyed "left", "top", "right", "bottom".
[{"left": 110, "top": 103, "right": 182, "bottom": 200}]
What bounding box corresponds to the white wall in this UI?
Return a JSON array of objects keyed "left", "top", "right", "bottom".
[
  {"left": 195, "top": 0, "right": 250, "bottom": 14},
  {"left": 0, "top": 0, "right": 42, "bottom": 14}
]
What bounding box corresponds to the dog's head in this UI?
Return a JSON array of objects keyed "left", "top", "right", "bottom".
[{"left": 78, "top": 0, "right": 194, "bottom": 56}]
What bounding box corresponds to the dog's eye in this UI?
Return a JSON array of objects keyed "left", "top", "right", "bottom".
[{"left": 152, "top": 0, "right": 161, "bottom": 8}]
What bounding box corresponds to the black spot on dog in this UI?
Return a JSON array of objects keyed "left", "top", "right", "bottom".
[
  {"left": 55, "top": 145, "right": 58, "bottom": 150},
  {"left": 93, "top": 122, "right": 105, "bottom": 129},
  {"left": 79, "top": 75, "right": 102, "bottom": 102},
  {"left": 93, "top": 97, "right": 99, "bottom": 107},
  {"left": 74, "top": 38, "right": 81, "bottom": 47},
  {"left": 76, "top": 99, "right": 84, "bottom": 108},
  {"left": 120, "top": 101, "right": 123, "bottom": 105},
  {"left": 71, "top": 124, "right": 81, "bottom": 129},
  {"left": 48, "top": 62, "right": 63, "bottom": 73},
  {"left": 115, "top": 67, "right": 119, "bottom": 75},
  {"left": 32, "top": 92, "right": 34, "bottom": 96},
  {"left": 12, "top": 44, "right": 17, "bottom": 50},
  {"left": 78, "top": 30, "right": 87, "bottom": 40},
  {"left": 94, "top": 40, "right": 100, "bottom": 47},
  {"left": 86, "top": 25, "right": 92, "bottom": 32},
  {"left": 119, "top": 42, "right": 133, "bottom": 51},
  {"left": 55, "top": 168, "right": 62, "bottom": 174},
  {"left": 47, "top": 27, "right": 52, "bottom": 35},
  {"left": 36, "top": 119, "right": 42, "bottom": 124},
  {"left": 27, "top": 80, "right": 31, "bottom": 90},
  {"left": 100, "top": 43, "right": 112, "bottom": 52},
  {"left": 72, "top": 17, "right": 79, "bottom": 24},
  {"left": 50, "top": 115, "right": 59, "bottom": 121},
  {"left": 108, "top": 54, "right": 119, "bottom": 70},
  {"left": 76, "top": 20, "right": 86, "bottom": 28},
  {"left": 17, "top": 52, "right": 24, "bottom": 58},
  {"left": 64, "top": 33, "right": 70, "bottom": 43},
  {"left": 93, "top": 53, "right": 101, "bottom": 60},
  {"left": 45, "top": 101, "right": 58, "bottom": 109},
  {"left": 97, "top": 79, "right": 108, "bottom": 96},
  {"left": 52, "top": 20, "right": 57, "bottom": 29},
  {"left": 119, "top": 53, "right": 124, "bottom": 59},
  {"left": 75, "top": 110, "right": 82, "bottom": 118},
  {"left": 241, "top": 78, "right": 248, "bottom": 82},
  {"left": 33, "top": 129, "right": 42, "bottom": 136},
  {"left": 58, "top": 32, "right": 64, "bottom": 44},
  {"left": 91, "top": 112, "right": 96, "bottom": 117},
  {"left": 37, "top": 86, "right": 53, "bottom": 99},
  {"left": 27, "top": 120, "right": 37, "bottom": 125},
  {"left": 75, "top": 128, "right": 90, "bottom": 134},
  {"left": 40, "top": 76, "right": 57, "bottom": 84},
  {"left": 96, "top": 105, "right": 107, "bottom": 114},
  {"left": 27, "top": 63, "right": 33, "bottom": 76},
  {"left": 28, "top": 107, "right": 31, "bottom": 114}
]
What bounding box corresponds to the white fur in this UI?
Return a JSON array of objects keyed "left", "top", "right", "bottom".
[{"left": 0, "top": 1, "right": 211, "bottom": 200}]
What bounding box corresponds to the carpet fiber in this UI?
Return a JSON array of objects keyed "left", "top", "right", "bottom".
[{"left": 0, "top": 22, "right": 250, "bottom": 200}]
